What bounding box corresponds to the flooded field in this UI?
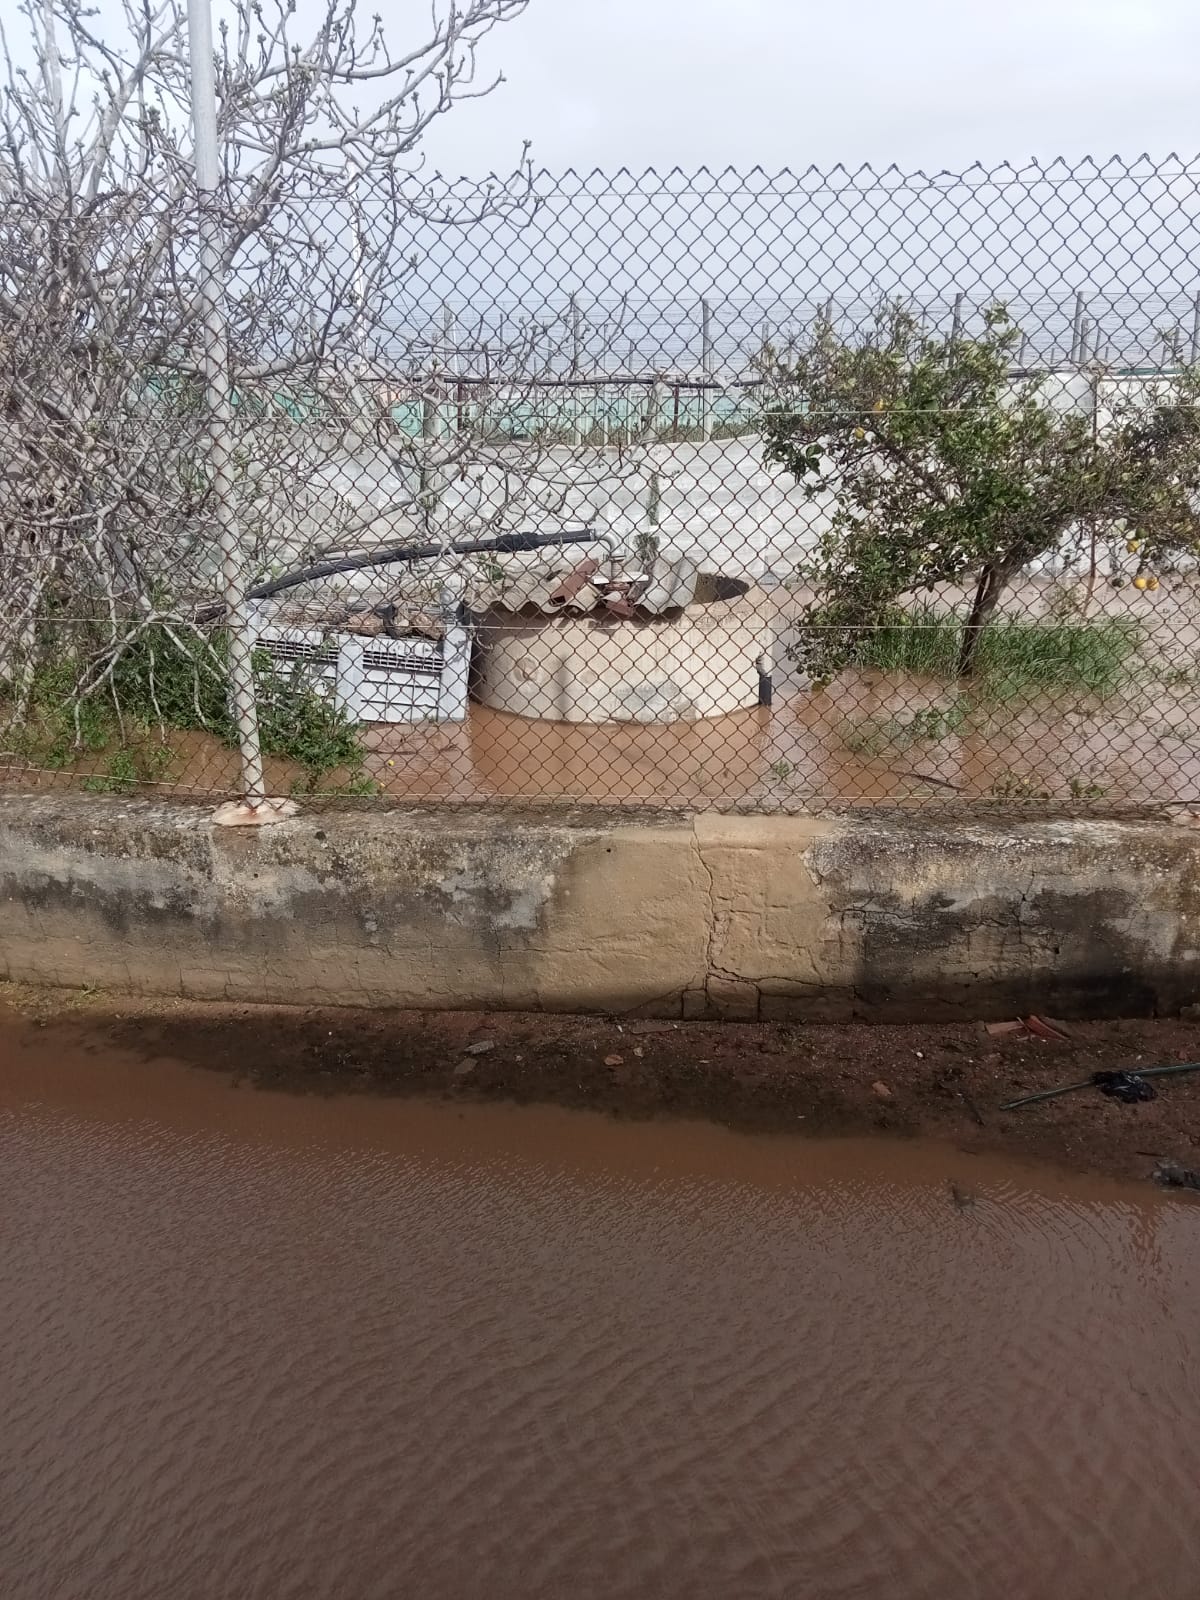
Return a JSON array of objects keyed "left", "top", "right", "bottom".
[
  {"left": 11, "top": 682, "right": 1200, "bottom": 809},
  {"left": 5, "top": 566, "right": 1200, "bottom": 809},
  {"left": 2, "top": 1018, "right": 1199, "bottom": 1599},
  {"left": 354, "top": 569, "right": 1200, "bottom": 808}
]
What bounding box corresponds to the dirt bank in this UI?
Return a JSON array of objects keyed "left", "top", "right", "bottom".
[{"left": 4, "top": 982, "right": 1200, "bottom": 1184}]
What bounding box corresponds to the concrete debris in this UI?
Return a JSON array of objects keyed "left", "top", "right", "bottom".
[
  {"left": 1024, "top": 1015, "right": 1073, "bottom": 1044},
  {"left": 984, "top": 1016, "right": 1071, "bottom": 1043}
]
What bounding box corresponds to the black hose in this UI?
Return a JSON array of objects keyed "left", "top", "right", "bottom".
[
  {"left": 246, "top": 528, "right": 598, "bottom": 603},
  {"left": 1000, "top": 1060, "right": 1200, "bottom": 1111}
]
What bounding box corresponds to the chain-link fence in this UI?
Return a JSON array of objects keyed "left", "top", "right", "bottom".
[{"left": 6, "top": 156, "right": 1200, "bottom": 812}]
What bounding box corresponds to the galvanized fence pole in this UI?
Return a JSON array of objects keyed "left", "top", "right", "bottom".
[
  {"left": 186, "top": 0, "right": 265, "bottom": 806},
  {"left": 1070, "top": 290, "right": 1086, "bottom": 364},
  {"left": 443, "top": 302, "right": 459, "bottom": 436},
  {"left": 700, "top": 297, "right": 714, "bottom": 441},
  {"left": 569, "top": 292, "right": 583, "bottom": 445}
]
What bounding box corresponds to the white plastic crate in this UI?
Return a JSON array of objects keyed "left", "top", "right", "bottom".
[{"left": 250, "top": 606, "right": 471, "bottom": 724}]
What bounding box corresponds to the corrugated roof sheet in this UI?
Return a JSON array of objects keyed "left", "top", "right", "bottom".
[{"left": 472, "top": 554, "right": 701, "bottom": 615}]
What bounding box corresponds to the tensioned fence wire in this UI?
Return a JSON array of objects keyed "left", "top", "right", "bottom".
[{"left": 4, "top": 155, "right": 1200, "bottom": 813}]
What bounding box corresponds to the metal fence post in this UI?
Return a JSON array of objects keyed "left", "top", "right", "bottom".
[
  {"left": 186, "top": 0, "right": 265, "bottom": 807},
  {"left": 1078, "top": 315, "right": 1092, "bottom": 365},
  {"left": 443, "top": 302, "right": 459, "bottom": 436},
  {"left": 569, "top": 292, "right": 583, "bottom": 444},
  {"left": 1070, "top": 290, "right": 1086, "bottom": 364},
  {"left": 700, "top": 297, "right": 713, "bottom": 441}
]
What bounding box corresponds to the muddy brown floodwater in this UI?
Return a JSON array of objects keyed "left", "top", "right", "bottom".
[
  {"left": 9, "top": 574, "right": 1200, "bottom": 809},
  {"left": 3, "top": 1022, "right": 1200, "bottom": 1600}
]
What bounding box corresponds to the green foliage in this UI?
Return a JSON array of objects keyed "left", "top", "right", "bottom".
[
  {"left": 294, "top": 770, "right": 381, "bottom": 798},
  {"left": 840, "top": 607, "right": 1142, "bottom": 761},
  {"left": 112, "top": 626, "right": 365, "bottom": 783},
  {"left": 852, "top": 605, "right": 961, "bottom": 676},
  {"left": 6, "top": 657, "right": 113, "bottom": 768},
  {"left": 82, "top": 740, "right": 174, "bottom": 794},
  {"left": 894, "top": 702, "right": 967, "bottom": 743},
  {"left": 255, "top": 660, "right": 364, "bottom": 785},
  {"left": 1067, "top": 774, "right": 1109, "bottom": 800},
  {"left": 763, "top": 302, "right": 1200, "bottom": 681},
  {"left": 842, "top": 699, "right": 966, "bottom": 758},
  {"left": 988, "top": 771, "right": 1053, "bottom": 803},
  {"left": 970, "top": 614, "right": 1141, "bottom": 700},
  {"left": 108, "top": 625, "right": 232, "bottom": 735},
  {"left": 842, "top": 603, "right": 1141, "bottom": 699},
  {"left": 986, "top": 770, "right": 1108, "bottom": 804},
  {"left": 9, "top": 624, "right": 368, "bottom": 790}
]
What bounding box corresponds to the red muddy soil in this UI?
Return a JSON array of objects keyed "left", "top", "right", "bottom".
[{"left": 5, "top": 984, "right": 1200, "bottom": 1184}]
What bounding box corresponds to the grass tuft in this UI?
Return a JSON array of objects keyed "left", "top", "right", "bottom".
[
  {"left": 850, "top": 603, "right": 1142, "bottom": 699},
  {"left": 4, "top": 623, "right": 368, "bottom": 791}
]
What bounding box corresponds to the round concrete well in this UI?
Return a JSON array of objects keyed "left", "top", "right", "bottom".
[{"left": 473, "top": 587, "right": 773, "bottom": 723}]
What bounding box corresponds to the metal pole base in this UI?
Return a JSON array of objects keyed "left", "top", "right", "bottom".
[{"left": 211, "top": 798, "right": 299, "bottom": 827}]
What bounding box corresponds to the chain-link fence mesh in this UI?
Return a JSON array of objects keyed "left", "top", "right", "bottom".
[{"left": 6, "top": 155, "right": 1200, "bottom": 812}]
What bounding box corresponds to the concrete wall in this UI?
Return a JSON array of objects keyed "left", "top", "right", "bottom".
[{"left": 2, "top": 794, "right": 1199, "bottom": 1020}]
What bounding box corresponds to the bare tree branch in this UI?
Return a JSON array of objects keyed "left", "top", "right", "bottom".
[{"left": 0, "top": 0, "right": 536, "bottom": 741}]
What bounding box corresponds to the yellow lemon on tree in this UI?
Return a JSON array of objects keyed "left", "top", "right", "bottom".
[
  {"left": 1146, "top": 574, "right": 1160, "bottom": 591},
  {"left": 1126, "top": 538, "right": 1142, "bottom": 554},
  {"left": 853, "top": 426, "right": 866, "bottom": 440},
  {"left": 1133, "top": 574, "right": 1150, "bottom": 591}
]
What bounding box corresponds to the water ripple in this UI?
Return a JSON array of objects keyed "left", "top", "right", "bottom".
[{"left": 1, "top": 1081, "right": 1198, "bottom": 1600}]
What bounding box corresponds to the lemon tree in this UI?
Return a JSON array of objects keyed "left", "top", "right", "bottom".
[{"left": 762, "top": 304, "right": 1200, "bottom": 679}]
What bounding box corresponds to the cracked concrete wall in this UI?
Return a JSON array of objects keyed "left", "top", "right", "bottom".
[{"left": 1, "top": 795, "right": 1199, "bottom": 1018}]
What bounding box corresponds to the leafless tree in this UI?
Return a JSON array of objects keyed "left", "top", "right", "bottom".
[{"left": 0, "top": 0, "right": 574, "bottom": 740}]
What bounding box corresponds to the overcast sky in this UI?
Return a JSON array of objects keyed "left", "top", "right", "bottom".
[{"left": 421, "top": 0, "right": 1200, "bottom": 177}]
